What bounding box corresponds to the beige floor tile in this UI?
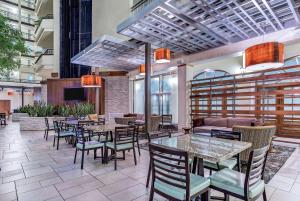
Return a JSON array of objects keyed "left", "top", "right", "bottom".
[
  {"left": 108, "top": 184, "right": 148, "bottom": 201},
  {"left": 18, "top": 186, "right": 60, "bottom": 201},
  {"left": 65, "top": 189, "right": 109, "bottom": 201},
  {"left": 99, "top": 178, "right": 140, "bottom": 196},
  {"left": 290, "top": 182, "right": 300, "bottom": 195},
  {"left": 58, "top": 169, "right": 89, "bottom": 181},
  {"left": 270, "top": 189, "right": 300, "bottom": 201},
  {"left": 97, "top": 171, "right": 128, "bottom": 185},
  {"left": 0, "top": 182, "right": 15, "bottom": 195},
  {"left": 16, "top": 182, "right": 41, "bottom": 193},
  {"left": 0, "top": 191, "right": 17, "bottom": 201}
]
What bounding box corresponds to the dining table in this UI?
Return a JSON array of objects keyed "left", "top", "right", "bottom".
[{"left": 151, "top": 134, "right": 252, "bottom": 176}]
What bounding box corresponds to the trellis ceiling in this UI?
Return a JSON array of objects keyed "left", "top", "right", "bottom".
[
  {"left": 71, "top": 35, "right": 153, "bottom": 71},
  {"left": 117, "top": 0, "right": 300, "bottom": 55}
]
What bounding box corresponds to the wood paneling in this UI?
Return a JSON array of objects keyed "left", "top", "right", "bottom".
[
  {"left": 190, "top": 65, "right": 300, "bottom": 138},
  {"left": 0, "top": 100, "right": 11, "bottom": 115},
  {"left": 47, "top": 78, "right": 105, "bottom": 114}
]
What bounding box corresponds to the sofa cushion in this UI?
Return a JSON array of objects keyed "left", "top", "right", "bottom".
[
  {"left": 204, "top": 118, "right": 228, "bottom": 127},
  {"left": 227, "top": 118, "right": 257, "bottom": 128},
  {"left": 194, "top": 126, "right": 232, "bottom": 133}
]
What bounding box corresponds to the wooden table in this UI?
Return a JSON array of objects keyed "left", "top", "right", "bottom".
[{"left": 152, "top": 135, "right": 251, "bottom": 176}]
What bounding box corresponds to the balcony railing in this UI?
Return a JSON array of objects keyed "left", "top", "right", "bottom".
[
  {"left": 35, "top": 14, "right": 53, "bottom": 34},
  {"left": 35, "top": 49, "right": 53, "bottom": 64},
  {"left": 0, "top": 77, "right": 40, "bottom": 84},
  {"left": 22, "top": 31, "right": 35, "bottom": 41},
  {"left": 0, "top": 9, "right": 35, "bottom": 25},
  {"left": 0, "top": 0, "right": 35, "bottom": 10},
  {"left": 131, "top": 0, "right": 153, "bottom": 12}
]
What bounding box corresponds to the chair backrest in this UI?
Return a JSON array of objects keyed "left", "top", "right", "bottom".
[
  {"left": 244, "top": 145, "right": 269, "bottom": 199},
  {"left": 149, "top": 143, "right": 190, "bottom": 200},
  {"left": 53, "top": 121, "right": 60, "bottom": 133},
  {"left": 75, "top": 126, "right": 86, "bottom": 146},
  {"left": 45, "top": 117, "right": 50, "bottom": 128},
  {"left": 114, "top": 126, "right": 135, "bottom": 147},
  {"left": 162, "top": 115, "right": 172, "bottom": 124},
  {"left": 211, "top": 129, "right": 241, "bottom": 141},
  {"left": 232, "top": 126, "right": 276, "bottom": 162}
]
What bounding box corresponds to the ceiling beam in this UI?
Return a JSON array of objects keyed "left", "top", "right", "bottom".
[
  {"left": 286, "top": 0, "right": 300, "bottom": 24},
  {"left": 261, "top": 0, "right": 284, "bottom": 29},
  {"left": 161, "top": 3, "right": 229, "bottom": 44},
  {"left": 252, "top": 0, "right": 278, "bottom": 31}
]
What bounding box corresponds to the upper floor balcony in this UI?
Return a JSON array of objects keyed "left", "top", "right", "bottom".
[
  {"left": 35, "top": 15, "right": 53, "bottom": 48},
  {"left": 35, "top": 0, "right": 52, "bottom": 17},
  {"left": 131, "top": 0, "right": 153, "bottom": 13},
  {"left": 34, "top": 49, "right": 54, "bottom": 71},
  {"left": 0, "top": 8, "right": 35, "bottom": 26},
  {"left": 0, "top": 0, "right": 35, "bottom": 11}
]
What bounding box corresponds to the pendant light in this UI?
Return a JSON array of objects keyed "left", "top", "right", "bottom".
[
  {"left": 81, "top": 73, "right": 102, "bottom": 88},
  {"left": 139, "top": 64, "right": 145, "bottom": 75},
  {"left": 245, "top": 42, "right": 284, "bottom": 71},
  {"left": 154, "top": 23, "right": 170, "bottom": 64}
]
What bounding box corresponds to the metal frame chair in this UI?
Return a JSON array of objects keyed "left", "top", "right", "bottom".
[
  {"left": 204, "top": 129, "right": 242, "bottom": 174},
  {"left": 149, "top": 143, "right": 210, "bottom": 201},
  {"left": 210, "top": 145, "right": 269, "bottom": 201},
  {"left": 74, "top": 126, "right": 104, "bottom": 169},
  {"left": 105, "top": 126, "right": 137, "bottom": 170},
  {"left": 53, "top": 121, "right": 75, "bottom": 150},
  {"left": 44, "top": 117, "right": 54, "bottom": 140}
]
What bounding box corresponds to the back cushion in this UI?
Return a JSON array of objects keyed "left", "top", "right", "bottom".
[
  {"left": 88, "top": 114, "right": 98, "bottom": 121},
  {"left": 204, "top": 118, "right": 227, "bottom": 127},
  {"left": 227, "top": 118, "right": 257, "bottom": 128}
]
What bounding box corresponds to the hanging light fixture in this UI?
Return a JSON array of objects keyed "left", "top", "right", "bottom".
[
  {"left": 245, "top": 42, "right": 284, "bottom": 71},
  {"left": 81, "top": 74, "right": 102, "bottom": 88},
  {"left": 139, "top": 64, "right": 145, "bottom": 75},
  {"left": 154, "top": 23, "right": 171, "bottom": 64},
  {"left": 154, "top": 48, "right": 171, "bottom": 64}
]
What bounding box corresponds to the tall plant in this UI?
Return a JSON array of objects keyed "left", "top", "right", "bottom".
[{"left": 0, "top": 14, "right": 28, "bottom": 76}]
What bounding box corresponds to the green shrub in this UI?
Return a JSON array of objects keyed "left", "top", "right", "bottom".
[{"left": 15, "top": 102, "right": 95, "bottom": 117}]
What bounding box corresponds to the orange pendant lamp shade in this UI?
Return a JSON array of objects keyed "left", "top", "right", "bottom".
[
  {"left": 154, "top": 48, "right": 171, "bottom": 64},
  {"left": 81, "top": 74, "right": 102, "bottom": 88},
  {"left": 139, "top": 64, "right": 145, "bottom": 75},
  {"left": 245, "top": 42, "right": 284, "bottom": 71}
]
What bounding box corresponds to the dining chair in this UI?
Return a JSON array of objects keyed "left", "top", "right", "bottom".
[
  {"left": 105, "top": 126, "right": 137, "bottom": 170},
  {"left": 53, "top": 121, "right": 75, "bottom": 150},
  {"left": 44, "top": 117, "right": 54, "bottom": 141},
  {"left": 128, "top": 122, "right": 141, "bottom": 156},
  {"left": 74, "top": 126, "right": 104, "bottom": 169},
  {"left": 204, "top": 129, "right": 242, "bottom": 174},
  {"left": 148, "top": 143, "right": 210, "bottom": 201},
  {"left": 210, "top": 145, "right": 269, "bottom": 201}
]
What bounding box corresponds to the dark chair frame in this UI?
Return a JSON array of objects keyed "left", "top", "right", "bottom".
[
  {"left": 210, "top": 145, "right": 269, "bottom": 201},
  {"left": 149, "top": 143, "right": 210, "bottom": 201},
  {"left": 205, "top": 129, "right": 242, "bottom": 173},
  {"left": 74, "top": 126, "right": 104, "bottom": 169},
  {"left": 44, "top": 117, "right": 54, "bottom": 140},
  {"left": 0, "top": 113, "right": 7, "bottom": 126},
  {"left": 105, "top": 126, "right": 137, "bottom": 170},
  {"left": 53, "top": 121, "right": 75, "bottom": 150}
]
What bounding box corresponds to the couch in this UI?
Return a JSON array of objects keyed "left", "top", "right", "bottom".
[
  {"left": 233, "top": 125, "right": 276, "bottom": 162},
  {"left": 192, "top": 117, "right": 261, "bottom": 133}
]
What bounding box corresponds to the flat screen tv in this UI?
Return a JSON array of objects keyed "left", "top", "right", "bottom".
[{"left": 64, "top": 88, "right": 86, "bottom": 101}]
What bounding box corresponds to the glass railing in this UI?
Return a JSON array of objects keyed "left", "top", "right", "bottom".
[
  {"left": 0, "top": 9, "right": 35, "bottom": 25},
  {"left": 22, "top": 31, "right": 35, "bottom": 41},
  {"left": 35, "top": 14, "right": 53, "bottom": 33},
  {"left": 35, "top": 49, "right": 54, "bottom": 64},
  {"left": 21, "top": 0, "right": 35, "bottom": 9},
  {"left": 0, "top": 77, "right": 40, "bottom": 84},
  {"left": 131, "top": 0, "right": 153, "bottom": 13}
]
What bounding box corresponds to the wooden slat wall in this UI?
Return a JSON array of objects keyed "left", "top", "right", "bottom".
[{"left": 190, "top": 65, "right": 300, "bottom": 138}]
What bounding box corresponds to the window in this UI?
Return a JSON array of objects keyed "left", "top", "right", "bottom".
[{"left": 133, "top": 73, "right": 178, "bottom": 123}]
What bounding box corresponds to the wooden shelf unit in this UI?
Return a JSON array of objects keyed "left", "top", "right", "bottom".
[{"left": 190, "top": 65, "right": 300, "bottom": 138}]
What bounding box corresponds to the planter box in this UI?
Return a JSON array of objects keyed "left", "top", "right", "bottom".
[
  {"left": 12, "top": 113, "right": 29, "bottom": 122},
  {"left": 20, "top": 116, "right": 65, "bottom": 131}
]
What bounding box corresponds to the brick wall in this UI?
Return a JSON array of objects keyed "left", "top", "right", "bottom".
[{"left": 104, "top": 76, "right": 129, "bottom": 122}]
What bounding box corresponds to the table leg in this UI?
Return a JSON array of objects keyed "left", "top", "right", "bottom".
[{"left": 192, "top": 157, "right": 204, "bottom": 177}]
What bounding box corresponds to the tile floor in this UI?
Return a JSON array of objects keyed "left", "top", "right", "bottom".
[{"left": 0, "top": 122, "right": 300, "bottom": 201}]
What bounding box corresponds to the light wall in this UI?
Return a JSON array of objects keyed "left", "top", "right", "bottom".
[
  {"left": 0, "top": 89, "right": 34, "bottom": 112},
  {"left": 191, "top": 41, "right": 300, "bottom": 79},
  {"left": 92, "top": 0, "right": 132, "bottom": 41}
]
